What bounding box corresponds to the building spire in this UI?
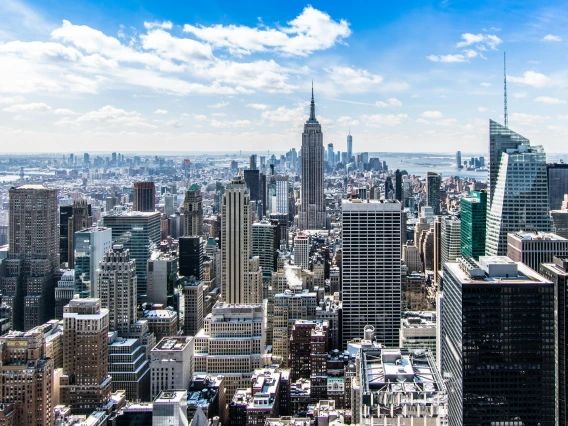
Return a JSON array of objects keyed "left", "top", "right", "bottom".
[
  {"left": 504, "top": 51, "right": 508, "bottom": 129},
  {"left": 309, "top": 80, "right": 316, "bottom": 121}
]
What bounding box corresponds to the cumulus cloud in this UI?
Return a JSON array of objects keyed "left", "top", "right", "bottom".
[
  {"left": 74, "top": 105, "right": 156, "bottom": 127},
  {"left": 183, "top": 6, "right": 351, "bottom": 57},
  {"left": 534, "top": 96, "right": 565, "bottom": 104},
  {"left": 417, "top": 110, "right": 456, "bottom": 126},
  {"left": 509, "top": 112, "right": 550, "bottom": 125},
  {"left": 210, "top": 118, "right": 251, "bottom": 128},
  {"left": 361, "top": 113, "right": 408, "bottom": 127},
  {"left": 478, "top": 107, "right": 487, "bottom": 112},
  {"left": 261, "top": 104, "right": 306, "bottom": 122},
  {"left": 337, "top": 116, "right": 360, "bottom": 126},
  {"left": 542, "top": 34, "right": 561, "bottom": 42},
  {"left": 514, "top": 92, "right": 527, "bottom": 98},
  {"left": 2, "top": 102, "right": 52, "bottom": 112},
  {"left": 480, "top": 82, "right": 492, "bottom": 87},
  {"left": 428, "top": 32, "right": 500, "bottom": 64},
  {"left": 427, "top": 54, "right": 467, "bottom": 63},
  {"left": 53, "top": 108, "right": 77, "bottom": 115},
  {"left": 208, "top": 102, "right": 229, "bottom": 108},
  {"left": 376, "top": 98, "right": 402, "bottom": 107},
  {"left": 325, "top": 67, "right": 384, "bottom": 92},
  {"left": 456, "top": 33, "right": 502, "bottom": 50},
  {"left": 509, "top": 71, "right": 551, "bottom": 88},
  {"left": 247, "top": 103, "right": 269, "bottom": 110},
  {"left": 154, "top": 109, "right": 168, "bottom": 114},
  {"left": 144, "top": 21, "right": 173, "bottom": 30}
]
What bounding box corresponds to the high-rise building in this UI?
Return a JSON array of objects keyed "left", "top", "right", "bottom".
[
  {"left": 456, "top": 151, "right": 462, "bottom": 169},
  {"left": 346, "top": 131, "right": 352, "bottom": 162},
  {"left": 275, "top": 175, "right": 289, "bottom": 215},
  {"left": 179, "top": 236, "right": 203, "bottom": 280},
  {"left": 220, "top": 176, "right": 262, "bottom": 304},
  {"left": 2, "top": 185, "right": 58, "bottom": 331},
  {"left": 488, "top": 120, "right": 530, "bottom": 209},
  {"left": 442, "top": 257, "right": 554, "bottom": 425},
  {"left": 540, "top": 257, "right": 568, "bottom": 425},
  {"left": 506, "top": 231, "right": 568, "bottom": 271},
  {"left": 181, "top": 277, "right": 204, "bottom": 336},
  {"left": 552, "top": 195, "right": 568, "bottom": 238},
  {"left": 153, "top": 390, "right": 189, "bottom": 426},
  {"left": 67, "top": 200, "right": 93, "bottom": 268},
  {"left": 460, "top": 190, "right": 487, "bottom": 259},
  {"left": 193, "top": 302, "right": 266, "bottom": 399},
  {"left": 485, "top": 129, "right": 550, "bottom": 256},
  {"left": 97, "top": 245, "right": 137, "bottom": 333},
  {"left": 107, "top": 334, "right": 150, "bottom": 402},
  {"left": 183, "top": 184, "right": 203, "bottom": 237},
  {"left": 395, "top": 169, "right": 403, "bottom": 202},
  {"left": 299, "top": 88, "right": 325, "bottom": 230},
  {"left": 252, "top": 220, "right": 276, "bottom": 278},
  {"left": 547, "top": 163, "right": 568, "bottom": 210},
  {"left": 102, "top": 211, "right": 161, "bottom": 302},
  {"left": 244, "top": 169, "right": 260, "bottom": 203},
  {"left": 150, "top": 336, "right": 194, "bottom": 399},
  {"left": 440, "top": 216, "right": 461, "bottom": 265},
  {"left": 146, "top": 251, "right": 178, "bottom": 306},
  {"left": 426, "top": 172, "right": 441, "bottom": 215},
  {"left": 327, "top": 143, "right": 334, "bottom": 165},
  {"left": 61, "top": 298, "right": 112, "bottom": 414},
  {"left": 59, "top": 204, "right": 73, "bottom": 266},
  {"left": 74, "top": 227, "right": 112, "bottom": 299},
  {"left": 0, "top": 328, "right": 55, "bottom": 426},
  {"left": 293, "top": 232, "right": 310, "bottom": 270},
  {"left": 341, "top": 200, "right": 402, "bottom": 348},
  {"left": 55, "top": 270, "right": 75, "bottom": 319},
  {"left": 132, "top": 181, "right": 155, "bottom": 212},
  {"left": 250, "top": 154, "right": 257, "bottom": 170}
]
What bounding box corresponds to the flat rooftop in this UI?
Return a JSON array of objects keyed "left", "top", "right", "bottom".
[
  {"left": 509, "top": 231, "right": 568, "bottom": 241},
  {"left": 153, "top": 336, "right": 191, "bottom": 351}
]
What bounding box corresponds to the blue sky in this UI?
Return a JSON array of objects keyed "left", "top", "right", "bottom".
[{"left": 0, "top": 0, "right": 567, "bottom": 154}]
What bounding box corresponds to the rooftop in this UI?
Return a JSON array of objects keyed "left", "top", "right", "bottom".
[
  {"left": 510, "top": 231, "right": 568, "bottom": 242},
  {"left": 153, "top": 336, "right": 192, "bottom": 352},
  {"left": 154, "top": 390, "right": 187, "bottom": 404}
]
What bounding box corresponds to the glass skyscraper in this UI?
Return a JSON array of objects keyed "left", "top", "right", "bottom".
[
  {"left": 460, "top": 190, "right": 487, "bottom": 259},
  {"left": 74, "top": 227, "right": 112, "bottom": 298}
]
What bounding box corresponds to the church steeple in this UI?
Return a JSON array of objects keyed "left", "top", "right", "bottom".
[{"left": 309, "top": 81, "right": 317, "bottom": 122}]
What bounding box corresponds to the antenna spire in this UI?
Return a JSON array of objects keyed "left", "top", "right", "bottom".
[
  {"left": 309, "top": 80, "right": 316, "bottom": 121},
  {"left": 504, "top": 52, "right": 508, "bottom": 128}
]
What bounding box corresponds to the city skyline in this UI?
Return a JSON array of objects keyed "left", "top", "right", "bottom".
[{"left": 1, "top": 1, "right": 568, "bottom": 153}]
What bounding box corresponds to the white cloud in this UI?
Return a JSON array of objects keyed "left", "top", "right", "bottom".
[
  {"left": 509, "top": 71, "right": 551, "bottom": 88},
  {"left": 143, "top": 21, "right": 173, "bottom": 30},
  {"left": 75, "top": 105, "right": 155, "bottom": 127},
  {"left": 0, "top": 95, "right": 25, "bottom": 104},
  {"left": 534, "top": 96, "right": 566, "bottom": 104},
  {"left": 140, "top": 28, "right": 214, "bottom": 62},
  {"left": 417, "top": 110, "right": 456, "bottom": 126},
  {"left": 427, "top": 54, "right": 467, "bottom": 63},
  {"left": 261, "top": 104, "right": 305, "bottom": 122},
  {"left": 480, "top": 82, "right": 492, "bottom": 87},
  {"left": 325, "top": 67, "right": 383, "bottom": 92},
  {"left": 514, "top": 92, "right": 527, "bottom": 98},
  {"left": 362, "top": 113, "right": 408, "bottom": 127},
  {"left": 247, "top": 103, "right": 269, "bottom": 110},
  {"left": 456, "top": 33, "right": 502, "bottom": 50},
  {"left": 165, "top": 119, "right": 183, "bottom": 128},
  {"left": 2, "top": 102, "right": 51, "bottom": 112},
  {"left": 420, "top": 110, "right": 444, "bottom": 119},
  {"left": 542, "top": 34, "right": 561, "bottom": 42},
  {"left": 183, "top": 6, "right": 351, "bottom": 57},
  {"left": 154, "top": 109, "right": 168, "bottom": 114},
  {"left": 376, "top": 98, "right": 403, "bottom": 107},
  {"left": 53, "top": 108, "right": 77, "bottom": 115},
  {"left": 210, "top": 118, "right": 251, "bottom": 128},
  {"left": 337, "top": 116, "right": 360, "bottom": 126},
  {"left": 208, "top": 102, "right": 229, "bottom": 108},
  {"left": 509, "top": 112, "right": 550, "bottom": 125},
  {"left": 478, "top": 107, "right": 487, "bottom": 112}
]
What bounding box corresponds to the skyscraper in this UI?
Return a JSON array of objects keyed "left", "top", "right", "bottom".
[
  {"left": 426, "top": 172, "right": 441, "bottom": 215},
  {"left": 440, "top": 216, "right": 461, "bottom": 265},
  {"left": 275, "top": 175, "right": 289, "bottom": 215},
  {"left": 221, "top": 176, "right": 262, "bottom": 304},
  {"left": 442, "top": 257, "right": 554, "bottom": 425},
  {"left": 67, "top": 200, "right": 93, "bottom": 268},
  {"left": 74, "top": 227, "right": 112, "bottom": 299},
  {"left": 102, "top": 211, "right": 161, "bottom": 302},
  {"left": 395, "top": 169, "right": 403, "bottom": 202},
  {"left": 346, "top": 131, "right": 353, "bottom": 162},
  {"left": 179, "top": 236, "right": 203, "bottom": 280},
  {"left": 2, "top": 185, "right": 58, "bottom": 331},
  {"left": 97, "top": 245, "right": 137, "bottom": 333},
  {"left": 244, "top": 169, "right": 260, "bottom": 202},
  {"left": 341, "top": 200, "right": 402, "bottom": 348},
  {"left": 252, "top": 220, "right": 276, "bottom": 278},
  {"left": 547, "top": 163, "right": 568, "bottom": 210},
  {"left": 460, "top": 190, "right": 487, "bottom": 259},
  {"left": 456, "top": 151, "right": 462, "bottom": 169},
  {"left": 506, "top": 231, "right": 568, "bottom": 271},
  {"left": 183, "top": 184, "right": 203, "bottom": 237},
  {"left": 132, "top": 181, "right": 156, "bottom": 212},
  {"left": 299, "top": 87, "right": 325, "bottom": 230},
  {"left": 327, "top": 143, "right": 334, "bottom": 165},
  {"left": 485, "top": 127, "right": 550, "bottom": 256},
  {"left": 61, "top": 298, "right": 112, "bottom": 414}
]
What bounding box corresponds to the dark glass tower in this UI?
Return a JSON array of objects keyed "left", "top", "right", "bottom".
[
  {"left": 133, "top": 181, "right": 156, "bottom": 212},
  {"left": 179, "top": 236, "right": 203, "bottom": 280},
  {"left": 442, "top": 257, "right": 555, "bottom": 425},
  {"left": 460, "top": 190, "right": 487, "bottom": 259},
  {"left": 395, "top": 169, "right": 403, "bottom": 202},
  {"left": 426, "top": 172, "right": 441, "bottom": 215},
  {"left": 547, "top": 163, "right": 568, "bottom": 210}
]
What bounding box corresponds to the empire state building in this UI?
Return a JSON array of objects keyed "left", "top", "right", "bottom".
[{"left": 299, "top": 86, "right": 325, "bottom": 230}]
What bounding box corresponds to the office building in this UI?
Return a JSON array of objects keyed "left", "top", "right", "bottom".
[
  {"left": 507, "top": 231, "right": 568, "bottom": 271},
  {"left": 440, "top": 216, "right": 461, "bottom": 265},
  {"left": 426, "top": 172, "right": 441, "bottom": 215},
  {"left": 395, "top": 169, "right": 403, "bottom": 202},
  {"left": 293, "top": 232, "right": 310, "bottom": 270},
  {"left": 244, "top": 169, "right": 261, "bottom": 204},
  {"left": 108, "top": 335, "right": 151, "bottom": 402},
  {"left": 346, "top": 131, "right": 352, "bottom": 162},
  {"left": 180, "top": 277, "right": 204, "bottom": 336},
  {"left": 0, "top": 329, "right": 55, "bottom": 426},
  {"left": 193, "top": 303, "right": 266, "bottom": 398},
  {"left": 60, "top": 204, "right": 73, "bottom": 266},
  {"left": 547, "top": 163, "right": 568, "bottom": 210},
  {"left": 132, "top": 181, "right": 156, "bottom": 212},
  {"left": 141, "top": 308, "right": 178, "bottom": 342},
  {"left": 486, "top": 131, "right": 551, "bottom": 255},
  {"left": 327, "top": 143, "right": 334, "bottom": 165},
  {"left": 102, "top": 211, "right": 161, "bottom": 302},
  {"left": 61, "top": 299, "right": 112, "bottom": 414},
  {"left": 221, "top": 176, "right": 262, "bottom": 304},
  {"left": 146, "top": 251, "right": 178, "bottom": 305},
  {"left": 97, "top": 245, "right": 137, "bottom": 333},
  {"left": 179, "top": 236, "right": 203, "bottom": 280},
  {"left": 252, "top": 220, "right": 276, "bottom": 278},
  {"left": 399, "top": 311, "right": 437, "bottom": 357},
  {"left": 67, "top": 200, "right": 93, "bottom": 268},
  {"left": 460, "top": 190, "right": 487, "bottom": 259},
  {"left": 150, "top": 336, "right": 194, "bottom": 399},
  {"left": 187, "top": 375, "right": 228, "bottom": 425},
  {"left": 552, "top": 194, "right": 568, "bottom": 238},
  {"left": 456, "top": 150, "right": 462, "bottom": 169},
  {"left": 2, "top": 185, "right": 58, "bottom": 331},
  {"left": 183, "top": 184, "right": 203, "bottom": 237},
  {"left": 54, "top": 270, "right": 75, "bottom": 319},
  {"left": 74, "top": 227, "right": 112, "bottom": 299},
  {"left": 153, "top": 390, "right": 189, "bottom": 426},
  {"left": 299, "top": 88, "right": 326, "bottom": 230},
  {"left": 274, "top": 175, "right": 289, "bottom": 215},
  {"left": 403, "top": 244, "right": 422, "bottom": 274},
  {"left": 341, "top": 200, "right": 402, "bottom": 348},
  {"left": 442, "top": 256, "right": 554, "bottom": 425},
  {"left": 540, "top": 257, "right": 568, "bottom": 425},
  {"left": 353, "top": 347, "right": 446, "bottom": 425},
  {"left": 488, "top": 120, "right": 530, "bottom": 209}
]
